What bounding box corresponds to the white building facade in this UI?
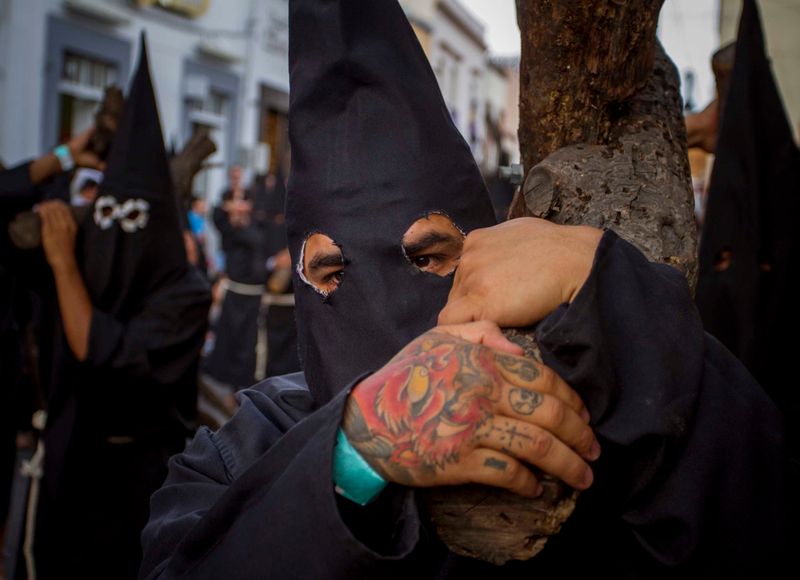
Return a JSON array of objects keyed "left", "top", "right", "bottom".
[
  {"left": 0, "top": 0, "right": 291, "bottom": 204},
  {"left": 0, "top": 0, "right": 521, "bottom": 201},
  {"left": 401, "top": 0, "right": 488, "bottom": 165}
]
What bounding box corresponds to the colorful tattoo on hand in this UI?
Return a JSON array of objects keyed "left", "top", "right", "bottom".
[{"left": 343, "top": 331, "right": 542, "bottom": 485}]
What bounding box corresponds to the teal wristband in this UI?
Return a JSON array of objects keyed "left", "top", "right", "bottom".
[
  {"left": 53, "top": 144, "right": 75, "bottom": 171},
  {"left": 332, "top": 428, "right": 387, "bottom": 506}
]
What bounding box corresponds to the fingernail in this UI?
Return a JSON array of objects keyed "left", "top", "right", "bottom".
[
  {"left": 589, "top": 439, "right": 601, "bottom": 461},
  {"left": 534, "top": 484, "right": 544, "bottom": 497},
  {"left": 580, "top": 468, "right": 594, "bottom": 489},
  {"left": 581, "top": 408, "right": 591, "bottom": 423}
]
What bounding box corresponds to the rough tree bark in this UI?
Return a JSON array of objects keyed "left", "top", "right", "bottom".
[
  {"left": 89, "top": 86, "right": 125, "bottom": 161},
  {"left": 511, "top": 0, "right": 696, "bottom": 286},
  {"left": 423, "top": 0, "right": 697, "bottom": 565},
  {"left": 169, "top": 126, "right": 217, "bottom": 208}
]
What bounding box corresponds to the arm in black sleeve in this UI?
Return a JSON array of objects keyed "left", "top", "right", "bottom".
[
  {"left": 212, "top": 205, "right": 234, "bottom": 238},
  {"left": 140, "top": 384, "right": 425, "bottom": 580},
  {"left": 535, "top": 230, "right": 788, "bottom": 575},
  {"left": 0, "top": 162, "right": 41, "bottom": 210}
]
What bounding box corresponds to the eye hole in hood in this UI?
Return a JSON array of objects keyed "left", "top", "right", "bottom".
[
  {"left": 402, "top": 212, "right": 465, "bottom": 277},
  {"left": 298, "top": 232, "right": 346, "bottom": 296}
]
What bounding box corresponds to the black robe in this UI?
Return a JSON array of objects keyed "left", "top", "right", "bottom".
[
  {"left": 140, "top": 232, "right": 787, "bottom": 579},
  {"left": 0, "top": 162, "right": 39, "bottom": 214},
  {"left": 203, "top": 202, "right": 299, "bottom": 387},
  {"left": 695, "top": 0, "right": 800, "bottom": 466},
  {"left": 0, "top": 161, "right": 39, "bottom": 527},
  {"left": 27, "top": 266, "right": 210, "bottom": 580},
  {"left": 22, "top": 38, "right": 214, "bottom": 579}
]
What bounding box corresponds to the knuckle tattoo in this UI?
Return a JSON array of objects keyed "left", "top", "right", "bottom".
[
  {"left": 497, "top": 353, "right": 540, "bottom": 383},
  {"left": 508, "top": 387, "right": 544, "bottom": 416},
  {"left": 483, "top": 457, "right": 507, "bottom": 472}
]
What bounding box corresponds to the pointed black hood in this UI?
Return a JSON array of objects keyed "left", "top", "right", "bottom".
[
  {"left": 287, "top": 0, "right": 496, "bottom": 404},
  {"left": 80, "top": 35, "right": 187, "bottom": 318},
  {"left": 696, "top": 0, "right": 800, "bottom": 413}
]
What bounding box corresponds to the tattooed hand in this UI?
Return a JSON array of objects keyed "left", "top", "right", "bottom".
[{"left": 343, "top": 321, "right": 600, "bottom": 497}]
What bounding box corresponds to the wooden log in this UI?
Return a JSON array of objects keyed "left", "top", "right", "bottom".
[
  {"left": 7, "top": 86, "right": 125, "bottom": 249},
  {"left": 169, "top": 126, "right": 217, "bottom": 208},
  {"left": 89, "top": 86, "right": 125, "bottom": 161},
  {"left": 8, "top": 128, "right": 217, "bottom": 249},
  {"left": 425, "top": 0, "right": 696, "bottom": 565},
  {"left": 422, "top": 328, "right": 578, "bottom": 566},
  {"left": 8, "top": 205, "right": 91, "bottom": 250},
  {"left": 515, "top": 0, "right": 664, "bottom": 172},
  {"left": 520, "top": 44, "right": 697, "bottom": 286},
  {"left": 423, "top": 480, "right": 578, "bottom": 565}
]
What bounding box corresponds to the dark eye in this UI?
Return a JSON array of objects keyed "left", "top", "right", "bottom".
[
  {"left": 413, "top": 256, "right": 431, "bottom": 268},
  {"left": 324, "top": 270, "right": 344, "bottom": 285}
]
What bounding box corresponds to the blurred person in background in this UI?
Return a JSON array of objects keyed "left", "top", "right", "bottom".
[
  {"left": 73, "top": 177, "right": 100, "bottom": 207},
  {"left": 4, "top": 41, "right": 210, "bottom": 580},
  {"left": 253, "top": 168, "right": 300, "bottom": 380},
  {"left": 202, "top": 162, "right": 300, "bottom": 392},
  {"left": 0, "top": 128, "right": 105, "bottom": 570}
]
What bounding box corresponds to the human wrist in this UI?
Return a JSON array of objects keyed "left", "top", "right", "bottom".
[
  {"left": 333, "top": 428, "right": 388, "bottom": 506},
  {"left": 53, "top": 144, "right": 75, "bottom": 172}
]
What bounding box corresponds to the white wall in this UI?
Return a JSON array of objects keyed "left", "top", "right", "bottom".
[
  {"left": 428, "top": 5, "right": 487, "bottom": 152},
  {"left": 0, "top": 0, "right": 49, "bottom": 163},
  {"left": 658, "top": 0, "right": 720, "bottom": 112},
  {"left": 0, "top": 0, "right": 289, "bottom": 166}
]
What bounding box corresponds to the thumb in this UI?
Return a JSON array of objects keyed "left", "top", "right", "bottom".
[
  {"left": 434, "top": 321, "right": 523, "bottom": 356},
  {"left": 438, "top": 294, "right": 481, "bottom": 326}
]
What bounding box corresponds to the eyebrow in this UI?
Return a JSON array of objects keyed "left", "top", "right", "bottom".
[
  {"left": 402, "top": 231, "right": 462, "bottom": 256},
  {"left": 308, "top": 251, "right": 344, "bottom": 273}
]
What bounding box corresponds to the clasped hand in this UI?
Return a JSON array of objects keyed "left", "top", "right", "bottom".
[
  {"left": 37, "top": 200, "right": 78, "bottom": 272},
  {"left": 344, "top": 322, "right": 599, "bottom": 497}
]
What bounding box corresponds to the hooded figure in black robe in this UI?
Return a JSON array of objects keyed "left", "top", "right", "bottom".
[
  {"left": 0, "top": 164, "right": 42, "bottom": 555},
  {"left": 13, "top": 38, "right": 211, "bottom": 580},
  {"left": 139, "top": 1, "right": 787, "bottom": 578},
  {"left": 202, "top": 170, "right": 300, "bottom": 388},
  {"left": 202, "top": 174, "right": 274, "bottom": 388},
  {"left": 253, "top": 170, "right": 300, "bottom": 379},
  {"left": 695, "top": 0, "right": 800, "bottom": 471}
]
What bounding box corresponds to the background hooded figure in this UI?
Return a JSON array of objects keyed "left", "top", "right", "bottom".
[{"left": 7, "top": 37, "right": 211, "bottom": 580}]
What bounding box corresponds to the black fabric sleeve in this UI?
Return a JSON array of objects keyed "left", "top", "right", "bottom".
[
  {"left": 139, "top": 387, "right": 424, "bottom": 580},
  {"left": 212, "top": 205, "right": 234, "bottom": 239},
  {"left": 0, "top": 162, "right": 42, "bottom": 211},
  {"left": 534, "top": 230, "right": 788, "bottom": 574}
]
